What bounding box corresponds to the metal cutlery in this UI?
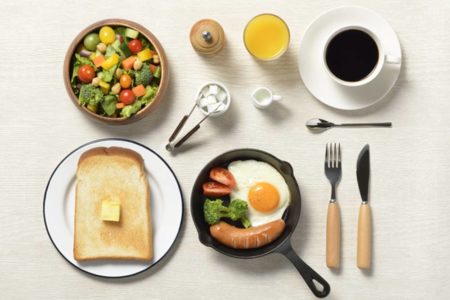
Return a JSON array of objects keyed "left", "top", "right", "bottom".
[
  {"left": 356, "top": 144, "right": 372, "bottom": 269},
  {"left": 307, "top": 118, "right": 392, "bottom": 133},
  {"left": 324, "top": 143, "right": 342, "bottom": 268},
  {"left": 166, "top": 101, "right": 224, "bottom": 152}
]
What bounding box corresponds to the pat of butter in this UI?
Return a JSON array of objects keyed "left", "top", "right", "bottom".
[{"left": 101, "top": 200, "right": 120, "bottom": 222}]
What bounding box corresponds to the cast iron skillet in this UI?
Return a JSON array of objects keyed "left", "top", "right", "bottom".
[{"left": 191, "top": 149, "right": 330, "bottom": 298}]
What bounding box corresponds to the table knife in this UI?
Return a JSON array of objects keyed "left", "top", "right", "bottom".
[{"left": 356, "top": 144, "right": 372, "bottom": 269}]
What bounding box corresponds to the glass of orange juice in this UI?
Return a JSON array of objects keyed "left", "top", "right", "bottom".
[{"left": 244, "top": 14, "right": 290, "bottom": 61}]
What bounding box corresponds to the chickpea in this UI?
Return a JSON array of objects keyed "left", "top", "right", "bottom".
[
  {"left": 111, "top": 83, "right": 121, "bottom": 95},
  {"left": 152, "top": 55, "right": 160, "bottom": 64},
  {"left": 115, "top": 68, "right": 122, "bottom": 79},
  {"left": 91, "top": 77, "right": 100, "bottom": 86},
  {"left": 96, "top": 42, "right": 107, "bottom": 53},
  {"left": 133, "top": 58, "right": 143, "bottom": 71}
]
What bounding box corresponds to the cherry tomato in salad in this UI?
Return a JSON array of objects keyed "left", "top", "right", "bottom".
[
  {"left": 202, "top": 182, "right": 231, "bottom": 197},
  {"left": 119, "top": 74, "right": 132, "bottom": 88},
  {"left": 127, "top": 39, "right": 143, "bottom": 54},
  {"left": 83, "top": 33, "right": 100, "bottom": 51},
  {"left": 209, "top": 168, "right": 236, "bottom": 189},
  {"left": 119, "top": 89, "right": 135, "bottom": 105},
  {"left": 77, "top": 64, "right": 95, "bottom": 83},
  {"left": 99, "top": 26, "right": 116, "bottom": 45}
]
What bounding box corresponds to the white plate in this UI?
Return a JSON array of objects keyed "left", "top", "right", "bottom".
[
  {"left": 298, "top": 6, "right": 402, "bottom": 110},
  {"left": 43, "top": 138, "right": 184, "bottom": 278}
]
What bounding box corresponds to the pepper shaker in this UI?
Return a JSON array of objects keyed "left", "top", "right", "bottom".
[{"left": 190, "top": 19, "right": 225, "bottom": 55}]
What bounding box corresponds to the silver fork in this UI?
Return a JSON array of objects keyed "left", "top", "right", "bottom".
[{"left": 324, "top": 143, "right": 342, "bottom": 268}]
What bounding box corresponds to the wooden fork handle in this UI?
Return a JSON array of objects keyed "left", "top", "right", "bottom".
[
  {"left": 326, "top": 202, "right": 341, "bottom": 268},
  {"left": 357, "top": 203, "right": 372, "bottom": 269}
]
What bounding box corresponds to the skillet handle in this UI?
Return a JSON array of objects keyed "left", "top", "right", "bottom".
[{"left": 278, "top": 241, "right": 330, "bottom": 298}]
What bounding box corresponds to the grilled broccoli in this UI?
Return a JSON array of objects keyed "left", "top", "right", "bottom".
[
  {"left": 203, "top": 199, "right": 251, "bottom": 228},
  {"left": 134, "top": 64, "right": 152, "bottom": 86}
]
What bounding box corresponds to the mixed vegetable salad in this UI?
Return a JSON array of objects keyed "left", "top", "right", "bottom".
[{"left": 71, "top": 26, "right": 161, "bottom": 118}]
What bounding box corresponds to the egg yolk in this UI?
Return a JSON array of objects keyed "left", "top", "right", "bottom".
[{"left": 248, "top": 182, "right": 280, "bottom": 213}]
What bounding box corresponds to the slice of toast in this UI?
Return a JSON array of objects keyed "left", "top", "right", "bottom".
[{"left": 74, "top": 147, "right": 152, "bottom": 261}]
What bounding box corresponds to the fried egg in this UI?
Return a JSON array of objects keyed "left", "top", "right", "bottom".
[{"left": 228, "top": 160, "right": 290, "bottom": 226}]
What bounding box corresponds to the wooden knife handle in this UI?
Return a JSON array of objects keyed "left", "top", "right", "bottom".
[
  {"left": 326, "top": 202, "right": 341, "bottom": 268},
  {"left": 357, "top": 203, "right": 372, "bottom": 269}
]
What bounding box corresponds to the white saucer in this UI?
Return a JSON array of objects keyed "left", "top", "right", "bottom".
[{"left": 298, "top": 6, "right": 402, "bottom": 110}]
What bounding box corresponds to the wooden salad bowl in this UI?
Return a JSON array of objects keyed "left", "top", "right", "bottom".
[{"left": 63, "top": 19, "right": 169, "bottom": 125}]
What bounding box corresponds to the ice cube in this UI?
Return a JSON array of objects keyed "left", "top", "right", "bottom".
[
  {"left": 208, "top": 85, "right": 219, "bottom": 95},
  {"left": 208, "top": 102, "right": 224, "bottom": 114},
  {"left": 216, "top": 90, "right": 228, "bottom": 102},
  {"left": 198, "top": 95, "right": 217, "bottom": 108},
  {"left": 207, "top": 95, "right": 217, "bottom": 103},
  {"left": 201, "top": 86, "right": 209, "bottom": 97}
]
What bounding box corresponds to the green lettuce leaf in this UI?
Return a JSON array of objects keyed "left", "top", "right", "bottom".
[
  {"left": 153, "top": 66, "right": 161, "bottom": 79},
  {"left": 141, "top": 86, "right": 158, "bottom": 104},
  {"left": 98, "top": 64, "right": 117, "bottom": 83},
  {"left": 120, "top": 100, "right": 143, "bottom": 118},
  {"left": 102, "top": 95, "right": 118, "bottom": 116},
  {"left": 105, "top": 45, "right": 116, "bottom": 58}
]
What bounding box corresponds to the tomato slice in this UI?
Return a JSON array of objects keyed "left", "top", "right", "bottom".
[
  {"left": 202, "top": 182, "right": 231, "bottom": 197},
  {"left": 210, "top": 168, "right": 236, "bottom": 189}
]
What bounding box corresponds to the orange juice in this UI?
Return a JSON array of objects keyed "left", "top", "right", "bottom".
[{"left": 244, "top": 14, "right": 290, "bottom": 60}]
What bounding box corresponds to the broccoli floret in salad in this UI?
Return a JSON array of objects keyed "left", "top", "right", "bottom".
[
  {"left": 78, "top": 84, "right": 103, "bottom": 106},
  {"left": 134, "top": 64, "right": 153, "bottom": 86}
]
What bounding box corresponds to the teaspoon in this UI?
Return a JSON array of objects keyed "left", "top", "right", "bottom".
[{"left": 306, "top": 118, "right": 392, "bottom": 133}]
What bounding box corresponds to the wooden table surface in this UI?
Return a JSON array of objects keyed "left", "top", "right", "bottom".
[{"left": 1, "top": 0, "right": 449, "bottom": 299}]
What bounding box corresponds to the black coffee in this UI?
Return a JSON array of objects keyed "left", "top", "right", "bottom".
[{"left": 325, "top": 29, "right": 379, "bottom": 82}]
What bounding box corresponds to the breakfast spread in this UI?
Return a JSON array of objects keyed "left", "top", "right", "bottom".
[
  {"left": 74, "top": 147, "right": 152, "bottom": 261},
  {"left": 202, "top": 161, "right": 290, "bottom": 249},
  {"left": 43, "top": 7, "right": 403, "bottom": 296},
  {"left": 70, "top": 25, "right": 161, "bottom": 119}
]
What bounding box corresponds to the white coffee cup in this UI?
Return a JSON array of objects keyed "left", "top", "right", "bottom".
[
  {"left": 323, "top": 26, "right": 401, "bottom": 87},
  {"left": 251, "top": 87, "right": 282, "bottom": 109}
]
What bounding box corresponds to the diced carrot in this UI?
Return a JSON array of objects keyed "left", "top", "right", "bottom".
[
  {"left": 132, "top": 84, "right": 146, "bottom": 97},
  {"left": 149, "top": 64, "right": 158, "bottom": 74},
  {"left": 122, "top": 56, "right": 136, "bottom": 70},
  {"left": 116, "top": 102, "right": 125, "bottom": 109},
  {"left": 93, "top": 55, "right": 105, "bottom": 68}
]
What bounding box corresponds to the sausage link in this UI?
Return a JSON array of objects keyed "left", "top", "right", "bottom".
[{"left": 210, "top": 219, "right": 286, "bottom": 249}]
